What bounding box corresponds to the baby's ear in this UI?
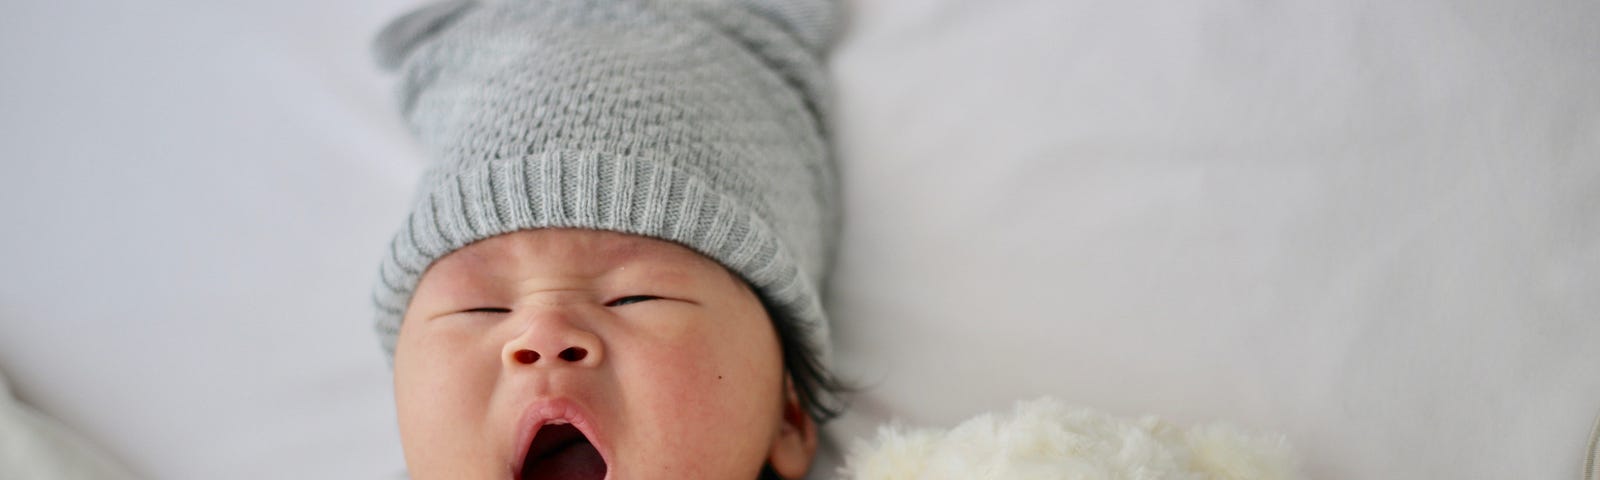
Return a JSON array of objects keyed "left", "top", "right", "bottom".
[
  {"left": 371, "top": 0, "right": 479, "bottom": 71},
  {"left": 766, "top": 376, "right": 818, "bottom": 479}
]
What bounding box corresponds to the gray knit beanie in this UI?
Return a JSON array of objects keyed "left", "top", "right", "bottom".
[{"left": 370, "top": 0, "right": 841, "bottom": 363}]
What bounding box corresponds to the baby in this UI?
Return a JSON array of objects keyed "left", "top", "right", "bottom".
[{"left": 368, "top": 0, "right": 846, "bottom": 478}]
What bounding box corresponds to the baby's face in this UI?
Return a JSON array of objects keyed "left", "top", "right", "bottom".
[{"left": 394, "top": 229, "right": 815, "bottom": 480}]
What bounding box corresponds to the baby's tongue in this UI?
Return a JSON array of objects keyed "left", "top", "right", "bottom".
[{"left": 524, "top": 440, "right": 605, "bottom": 480}]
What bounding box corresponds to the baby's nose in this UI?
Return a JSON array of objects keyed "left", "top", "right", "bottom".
[
  {"left": 503, "top": 310, "right": 603, "bottom": 368},
  {"left": 510, "top": 345, "right": 590, "bottom": 364}
]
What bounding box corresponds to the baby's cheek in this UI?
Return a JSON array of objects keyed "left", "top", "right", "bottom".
[
  {"left": 393, "top": 329, "right": 504, "bottom": 476},
  {"left": 396, "top": 327, "right": 498, "bottom": 393},
  {"left": 629, "top": 345, "right": 730, "bottom": 411},
  {"left": 620, "top": 347, "right": 780, "bottom": 478},
  {"left": 626, "top": 317, "right": 777, "bottom": 401},
  {"left": 627, "top": 334, "right": 779, "bottom": 421}
]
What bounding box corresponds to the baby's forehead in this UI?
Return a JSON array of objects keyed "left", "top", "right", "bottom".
[
  {"left": 433, "top": 229, "right": 734, "bottom": 281},
  {"left": 412, "top": 229, "right": 760, "bottom": 308}
]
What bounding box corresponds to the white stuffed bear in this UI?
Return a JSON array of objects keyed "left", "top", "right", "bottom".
[{"left": 837, "top": 398, "right": 1302, "bottom": 480}]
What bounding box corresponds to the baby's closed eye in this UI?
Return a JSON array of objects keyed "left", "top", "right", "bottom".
[
  {"left": 605, "top": 295, "right": 661, "bottom": 307},
  {"left": 463, "top": 307, "right": 511, "bottom": 314},
  {"left": 452, "top": 296, "right": 664, "bottom": 314}
]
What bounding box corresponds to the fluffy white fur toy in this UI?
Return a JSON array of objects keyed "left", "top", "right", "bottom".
[{"left": 836, "top": 398, "right": 1302, "bottom": 480}]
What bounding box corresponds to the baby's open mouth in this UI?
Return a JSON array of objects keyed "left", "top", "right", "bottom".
[{"left": 520, "top": 422, "right": 607, "bottom": 480}]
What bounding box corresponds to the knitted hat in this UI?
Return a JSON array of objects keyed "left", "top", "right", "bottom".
[{"left": 370, "top": 0, "right": 841, "bottom": 363}]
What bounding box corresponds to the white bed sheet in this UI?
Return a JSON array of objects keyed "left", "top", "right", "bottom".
[
  {"left": 0, "top": 0, "right": 417, "bottom": 477},
  {"left": 0, "top": 0, "right": 1595, "bottom": 479},
  {"left": 0, "top": 366, "right": 135, "bottom": 479},
  {"left": 822, "top": 1, "right": 1600, "bottom": 478}
]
